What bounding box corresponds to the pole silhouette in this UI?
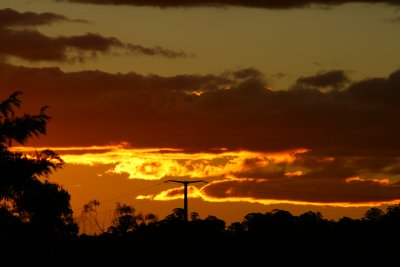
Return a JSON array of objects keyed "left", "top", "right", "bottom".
[{"left": 164, "top": 180, "right": 207, "bottom": 222}]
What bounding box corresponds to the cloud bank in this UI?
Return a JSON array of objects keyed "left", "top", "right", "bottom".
[
  {"left": 1, "top": 63, "right": 400, "bottom": 156},
  {"left": 14, "top": 145, "right": 400, "bottom": 205},
  {"left": 0, "top": 8, "right": 189, "bottom": 62},
  {"left": 59, "top": 0, "right": 400, "bottom": 8},
  {"left": 0, "top": 8, "right": 84, "bottom": 27},
  {"left": 4, "top": 64, "right": 400, "bottom": 206}
]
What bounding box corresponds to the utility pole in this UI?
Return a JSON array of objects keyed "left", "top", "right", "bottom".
[{"left": 164, "top": 180, "right": 207, "bottom": 222}]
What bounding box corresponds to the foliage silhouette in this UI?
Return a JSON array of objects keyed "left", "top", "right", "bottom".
[
  {"left": 78, "top": 199, "right": 104, "bottom": 235},
  {"left": 107, "top": 202, "right": 140, "bottom": 235},
  {"left": 0, "top": 92, "right": 77, "bottom": 239}
]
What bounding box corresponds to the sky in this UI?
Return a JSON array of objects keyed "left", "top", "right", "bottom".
[{"left": 1, "top": 0, "right": 400, "bottom": 231}]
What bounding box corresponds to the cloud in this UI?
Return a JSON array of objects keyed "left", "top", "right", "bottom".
[
  {"left": 295, "top": 70, "right": 350, "bottom": 89},
  {"left": 22, "top": 143, "right": 397, "bottom": 206},
  {"left": 199, "top": 177, "right": 400, "bottom": 205},
  {"left": 125, "top": 44, "right": 190, "bottom": 58},
  {"left": 15, "top": 143, "right": 400, "bottom": 206},
  {"left": 1, "top": 63, "right": 400, "bottom": 158},
  {"left": 0, "top": 29, "right": 188, "bottom": 62},
  {"left": 203, "top": 152, "right": 400, "bottom": 205},
  {"left": 0, "top": 8, "right": 189, "bottom": 62},
  {"left": 343, "top": 70, "right": 400, "bottom": 108},
  {"left": 136, "top": 158, "right": 400, "bottom": 205},
  {"left": 12, "top": 145, "right": 305, "bottom": 180},
  {"left": 11, "top": 134, "right": 400, "bottom": 206},
  {"left": 59, "top": 0, "right": 400, "bottom": 8},
  {"left": 384, "top": 16, "right": 400, "bottom": 23},
  {"left": 0, "top": 8, "right": 84, "bottom": 28}
]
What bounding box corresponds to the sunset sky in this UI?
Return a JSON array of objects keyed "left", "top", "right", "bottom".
[{"left": 1, "top": 0, "right": 400, "bottom": 230}]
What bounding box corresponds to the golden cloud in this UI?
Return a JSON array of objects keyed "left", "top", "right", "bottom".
[{"left": 12, "top": 145, "right": 308, "bottom": 180}]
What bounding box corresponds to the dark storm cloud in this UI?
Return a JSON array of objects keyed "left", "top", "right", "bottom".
[
  {"left": 0, "top": 8, "right": 189, "bottom": 62},
  {"left": 1, "top": 62, "right": 400, "bottom": 158},
  {"left": 59, "top": 0, "right": 400, "bottom": 8}
]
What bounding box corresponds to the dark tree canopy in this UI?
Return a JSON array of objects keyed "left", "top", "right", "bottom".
[{"left": 0, "top": 91, "right": 78, "bottom": 239}]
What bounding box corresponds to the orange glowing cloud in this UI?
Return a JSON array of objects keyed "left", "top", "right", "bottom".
[
  {"left": 12, "top": 145, "right": 308, "bottom": 180},
  {"left": 139, "top": 178, "right": 400, "bottom": 207},
  {"left": 12, "top": 145, "right": 400, "bottom": 207},
  {"left": 191, "top": 90, "right": 204, "bottom": 96}
]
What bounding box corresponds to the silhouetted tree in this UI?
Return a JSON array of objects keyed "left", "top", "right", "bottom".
[
  {"left": 163, "top": 208, "right": 186, "bottom": 223},
  {"left": 297, "top": 211, "right": 331, "bottom": 232},
  {"left": 227, "top": 221, "right": 246, "bottom": 236},
  {"left": 242, "top": 212, "right": 266, "bottom": 233},
  {"left": 143, "top": 213, "right": 158, "bottom": 225},
  {"left": 107, "top": 202, "right": 138, "bottom": 235},
  {"left": 269, "top": 209, "right": 295, "bottom": 227},
  {"left": 78, "top": 199, "right": 104, "bottom": 235},
  {"left": 196, "top": 215, "right": 226, "bottom": 237},
  {"left": 0, "top": 92, "right": 77, "bottom": 239},
  {"left": 106, "top": 202, "right": 158, "bottom": 236},
  {"left": 337, "top": 216, "right": 359, "bottom": 227},
  {"left": 190, "top": 211, "right": 200, "bottom": 221},
  {"left": 363, "top": 207, "right": 384, "bottom": 222},
  {"left": 242, "top": 209, "right": 295, "bottom": 239},
  {"left": 298, "top": 211, "right": 325, "bottom": 225},
  {"left": 382, "top": 204, "right": 400, "bottom": 232},
  {"left": 384, "top": 204, "right": 400, "bottom": 221}
]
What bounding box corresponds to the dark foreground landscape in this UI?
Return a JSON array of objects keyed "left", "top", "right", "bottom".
[
  {"left": 3, "top": 205, "right": 400, "bottom": 267},
  {"left": 1, "top": 93, "right": 399, "bottom": 266}
]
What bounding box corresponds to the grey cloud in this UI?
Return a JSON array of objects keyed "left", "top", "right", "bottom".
[
  {"left": 59, "top": 0, "right": 400, "bottom": 9},
  {"left": 0, "top": 8, "right": 190, "bottom": 62},
  {"left": 0, "top": 29, "right": 189, "bottom": 62},
  {"left": 0, "top": 8, "right": 83, "bottom": 29},
  {"left": 296, "top": 70, "right": 350, "bottom": 89}
]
